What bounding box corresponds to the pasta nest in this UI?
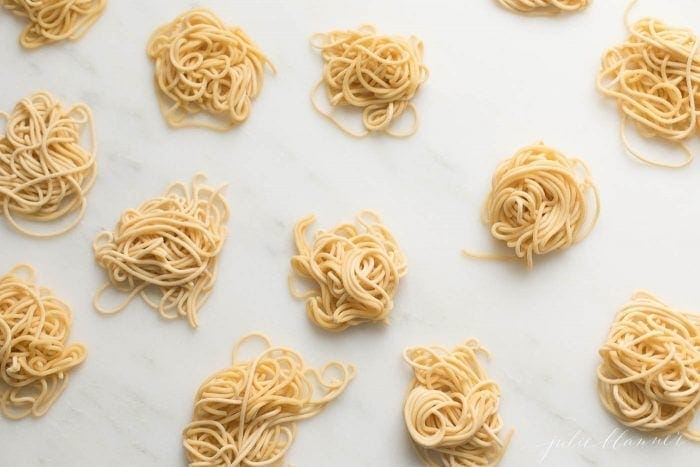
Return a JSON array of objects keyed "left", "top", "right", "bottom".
[
  {"left": 93, "top": 175, "right": 229, "bottom": 328},
  {"left": 0, "top": 264, "right": 86, "bottom": 420},
  {"left": 497, "top": 0, "right": 588, "bottom": 14},
  {"left": 311, "top": 25, "right": 428, "bottom": 137},
  {"left": 183, "top": 333, "right": 355, "bottom": 467},
  {"left": 0, "top": 0, "right": 106, "bottom": 48},
  {"left": 598, "top": 291, "right": 700, "bottom": 440},
  {"left": 480, "top": 143, "right": 599, "bottom": 269},
  {"left": 0, "top": 91, "right": 97, "bottom": 237},
  {"left": 147, "top": 8, "right": 275, "bottom": 130},
  {"left": 403, "top": 341, "right": 510, "bottom": 467},
  {"left": 290, "top": 211, "right": 407, "bottom": 331},
  {"left": 598, "top": 18, "right": 700, "bottom": 167}
]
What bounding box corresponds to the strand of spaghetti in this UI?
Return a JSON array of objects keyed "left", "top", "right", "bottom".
[
  {"left": 597, "top": 291, "right": 700, "bottom": 440},
  {"left": 0, "top": 92, "right": 97, "bottom": 237},
  {"left": 289, "top": 211, "right": 407, "bottom": 331},
  {"left": 93, "top": 174, "right": 229, "bottom": 328},
  {"left": 147, "top": 8, "right": 275, "bottom": 131},
  {"left": 0, "top": 0, "right": 106, "bottom": 48},
  {"left": 497, "top": 0, "right": 589, "bottom": 14},
  {"left": 310, "top": 25, "right": 428, "bottom": 137},
  {"left": 597, "top": 0, "right": 700, "bottom": 168},
  {"left": 0, "top": 264, "right": 87, "bottom": 420},
  {"left": 183, "top": 332, "right": 355, "bottom": 466},
  {"left": 464, "top": 142, "right": 599, "bottom": 269}
]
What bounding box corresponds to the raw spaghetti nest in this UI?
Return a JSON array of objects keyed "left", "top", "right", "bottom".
[
  {"left": 464, "top": 142, "right": 599, "bottom": 269},
  {"left": 93, "top": 174, "right": 229, "bottom": 328},
  {"left": 183, "top": 332, "right": 355, "bottom": 467},
  {"left": 597, "top": 291, "right": 700, "bottom": 440},
  {"left": 147, "top": 8, "right": 275, "bottom": 130},
  {"left": 311, "top": 25, "right": 428, "bottom": 137},
  {"left": 404, "top": 340, "right": 511, "bottom": 467},
  {"left": 0, "top": 91, "right": 97, "bottom": 237},
  {"left": 289, "top": 211, "right": 407, "bottom": 331},
  {"left": 0, "top": 264, "right": 87, "bottom": 420},
  {"left": 0, "top": 0, "right": 106, "bottom": 49},
  {"left": 497, "top": 0, "right": 588, "bottom": 14},
  {"left": 597, "top": 1, "right": 700, "bottom": 168}
]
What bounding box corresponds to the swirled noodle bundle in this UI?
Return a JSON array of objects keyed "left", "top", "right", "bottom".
[
  {"left": 497, "top": 0, "right": 588, "bottom": 14},
  {"left": 464, "top": 142, "right": 599, "bottom": 269},
  {"left": 0, "top": 264, "right": 87, "bottom": 420},
  {"left": 147, "top": 8, "right": 275, "bottom": 131},
  {"left": 311, "top": 25, "right": 429, "bottom": 137},
  {"left": 598, "top": 291, "right": 700, "bottom": 440},
  {"left": 403, "top": 340, "right": 511, "bottom": 466},
  {"left": 183, "top": 333, "right": 355, "bottom": 466},
  {"left": 289, "top": 211, "right": 407, "bottom": 331},
  {"left": 597, "top": 2, "right": 700, "bottom": 168},
  {"left": 93, "top": 174, "right": 229, "bottom": 328},
  {"left": 0, "top": 0, "right": 106, "bottom": 48},
  {"left": 0, "top": 91, "right": 97, "bottom": 237}
]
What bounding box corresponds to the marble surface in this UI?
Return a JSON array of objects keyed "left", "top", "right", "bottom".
[{"left": 2, "top": 0, "right": 700, "bottom": 465}]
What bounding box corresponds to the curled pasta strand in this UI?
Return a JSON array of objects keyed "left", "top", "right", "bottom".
[
  {"left": 183, "top": 333, "right": 354, "bottom": 466},
  {"left": 147, "top": 8, "right": 275, "bottom": 131},
  {"left": 0, "top": 92, "right": 97, "bottom": 237},
  {"left": 0, "top": 0, "right": 106, "bottom": 48},
  {"left": 403, "top": 340, "right": 512, "bottom": 466},
  {"left": 497, "top": 0, "right": 589, "bottom": 14},
  {"left": 310, "top": 25, "right": 428, "bottom": 138},
  {"left": 598, "top": 0, "right": 700, "bottom": 167},
  {"left": 0, "top": 264, "right": 87, "bottom": 420},
  {"left": 93, "top": 174, "right": 229, "bottom": 328},
  {"left": 597, "top": 291, "right": 700, "bottom": 440},
  {"left": 464, "top": 142, "right": 599, "bottom": 269},
  {"left": 289, "top": 211, "right": 407, "bottom": 331}
]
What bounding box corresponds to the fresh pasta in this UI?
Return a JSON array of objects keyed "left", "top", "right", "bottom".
[
  {"left": 147, "top": 8, "right": 275, "bottom": 131},
  {"left": 464, "top": 142, "right": 599, "bottom": 269},
  {"left": 310, "top": 25, "right": 428, "bottom": 137},
  {"left": 597, "top": 291, "right": 700, "bottom": 440},
  {"left": 0, "top": 0, "right": 106, "bottom": 48},
  {"left": 497, "top": 0, "right": 588, "bottom": 14},
  {"left": 597, "top": 0, "right": 700, "bottom": 167},
  {"left": 93, "top": 174, "right": 228, "bottom": 328},
  {"left": 0, "top": 91, "right": 97, "bottom": 237},
  {"left": 0, "top": 264, "right": 87, "bottom": 420},
  {"left": 289, "top": 211, "right": 407, "bottom": 331},
  {"left": 183, "top": 332, "right": 355, "bottom": 467},
  {"left": 403, "top": 340, "right": 511, "bottom": 467}
]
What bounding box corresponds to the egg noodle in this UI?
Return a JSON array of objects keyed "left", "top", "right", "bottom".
[
  {"left": 0, "top": 91, "right": 97, "bottom": 237},
  {"left": 598, "top": 291, "right": 700, "bottom": 440},
  {"left": 0, "top": 264, "right": 86, "bottom": 420},
  {"left": 183, "top": 332, "right": 355, "bottom": 466},
  {"left": 93, "top": 174, "right": 228, "bottom": 328},
  {"left": 311, "top": 25, "right": 428, "bottom": 137},
  {"left": 289, "top": 211, "right": 407, "bottom": 331}
]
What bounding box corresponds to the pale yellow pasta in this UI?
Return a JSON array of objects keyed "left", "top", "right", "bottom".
[
  {"left": 597, "top": 0, "right": 700, "bottom": 167},
  {"left": 598, "top": 291, "right": 700, "bottom": 440},
  {"left": 289, "top": 211, "right": 407, "bottom": 331},
  {"left": 310, "top": 25, "right": 428, "bottom": 137},
  {"left": 464, "top": 142, "right": 599, "bottom": 269},
  {"left": 0, "top": 264, "right": 86, "bottom": 420},
  {"left": 147, "top": 8, "right": 275, "bottom": 131},
  {"left": 0, "top": 91, "right": 97, "bottom": 237},
  {"left": 0, "top": 0, "right": 106, "bottom": 48},
  {"left": 404, "top": 340, "right": 511, "bottom": 466},
  {"left": 93, "top": 174, "right": 228, "bottom": 328},
  {"left": 497, "top": 0, "right": 588, "bottom": 14},
  {"left": 183, "top": 332, "right": 355, "bottom": 467}
]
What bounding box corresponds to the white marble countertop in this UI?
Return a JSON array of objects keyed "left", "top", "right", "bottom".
[{"left": 2, "top": 0, "right": 700, "bottom": 465}]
